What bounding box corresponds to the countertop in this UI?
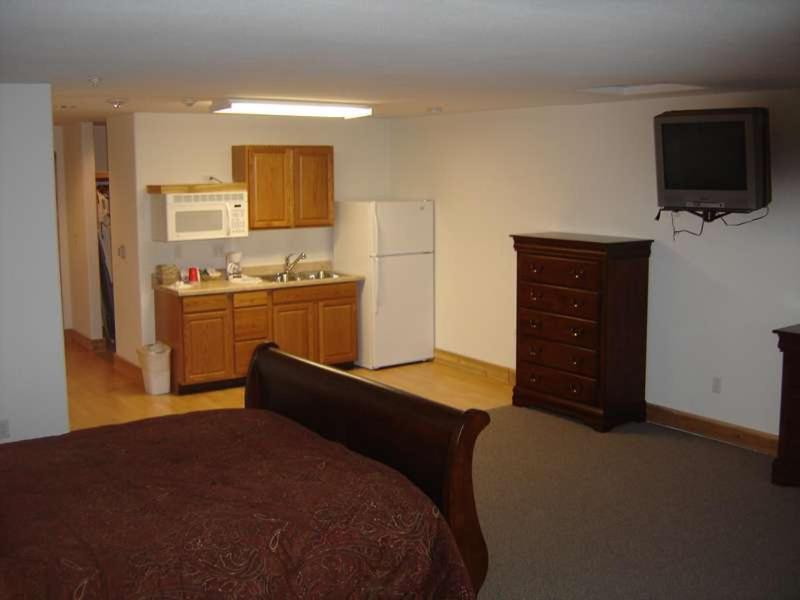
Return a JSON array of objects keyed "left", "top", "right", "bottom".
[{"left": 156, "top": 272, "right": 363, "bottom": 297}]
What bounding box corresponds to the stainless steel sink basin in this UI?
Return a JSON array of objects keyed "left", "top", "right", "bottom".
[{"left": 268, "top": 270, "right": 341, "bottom": 283}]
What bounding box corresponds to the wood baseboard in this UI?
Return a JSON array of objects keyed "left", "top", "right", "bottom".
[
  {"left": 434, "top": 348, "right": 515, "bottom": 385},
  {"left": 647, "top": 403, "right": 778, "bottom": 456},
  {"left": 112, "top": 354, "right": 142, "bottom": 384},
  {"left": 64, "top": 329, "right": 107, "bottom": 352}
]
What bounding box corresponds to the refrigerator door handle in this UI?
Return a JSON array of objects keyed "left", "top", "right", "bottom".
[
  {"left": 374, "top": 258, "right": 381, "bottom": 315},
  {"left": 371, "top": 204, "right": 380, "bottom": 257}
]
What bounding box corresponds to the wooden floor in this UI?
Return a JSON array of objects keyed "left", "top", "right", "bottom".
[{"left": 66, "top": 340, "right": 512, "bottom": 431}]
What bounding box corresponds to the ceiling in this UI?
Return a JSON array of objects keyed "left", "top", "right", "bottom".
[{"left": 2, "top": 0, "right": 799, "bottom": 123}]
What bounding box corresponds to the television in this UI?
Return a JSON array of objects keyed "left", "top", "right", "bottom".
[{"left": 654, "top": 108, "right": 771, "bottom": 215}]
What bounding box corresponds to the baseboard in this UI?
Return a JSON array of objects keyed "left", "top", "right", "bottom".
[
  {"left": 434, "top": 348, "right": 515, "bottom": 385},
  {"left": 112, "top": 354, "right": 142, "bottom": 383},
  {"left": 64, "top": 329, "right": 106, "bottom": 352},
  {"left": 647, "top": 403, "right": 778, "bottom": 456}
]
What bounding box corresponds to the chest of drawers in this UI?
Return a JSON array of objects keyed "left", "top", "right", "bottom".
[{"left": 512, "top": 233, "right": 653, "bottom": 431}]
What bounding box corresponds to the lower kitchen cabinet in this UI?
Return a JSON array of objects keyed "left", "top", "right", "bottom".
[
  {"left": 183, "top": 309, "right": 234, "bottom": 384},
  {"left": 273, "top": 302, "right": 316, "bottom": 360},
  {"left": 154, "top": 281, "right": 358, "bottom": 393}
]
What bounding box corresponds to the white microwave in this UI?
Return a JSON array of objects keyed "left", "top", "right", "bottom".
[{"left": 151, "top": 191, "right": 249, "bottom": 241}]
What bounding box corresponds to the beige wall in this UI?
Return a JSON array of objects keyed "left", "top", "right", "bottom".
[
  {"left": 63, "top": 122, "right": 102, "bottom": 341},
  {"left": 110, "top": 112, "right": 391, "bottom": 363},
  {"left": 0, "top": 84, "right": 69, "bottom": 442},
  {"left": 388, "top": 88, "right": 800, "bottom": 434}
]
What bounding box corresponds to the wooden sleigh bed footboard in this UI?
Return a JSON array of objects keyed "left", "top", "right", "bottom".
[{"left": 245, "top": 343, "right": 491, "bottom": 592}]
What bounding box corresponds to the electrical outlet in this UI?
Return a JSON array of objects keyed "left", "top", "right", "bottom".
[
  {"left": 213, "top": 244, "right": 224, "bottom": 257},
  {"left": 0, "top": 419, "right": 10, "bottom": 440},
  {"left": 712, "top": 377, "right": 722, "bottom": 394}
]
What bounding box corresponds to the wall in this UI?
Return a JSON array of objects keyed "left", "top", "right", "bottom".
[
  {"left": 62, "top": 122, "right": 102, "bottom": 341},
  {"left": 107, "top": 115, "right": 143, "bottom": 364},
  {"left": 0, "top": 84, "right": 69, "bottom": 442},
  {"left": 388, "top": 89, "right": 800, "bottom": 434},
  {"left": 53, "top": 126, "right": 73, "bottom": 329},
  {"left": 111, "top": 112, "right": 391, "bottom": 363},
  {"left": 93, "top": 124, "right": 108, "bottom": 172}
]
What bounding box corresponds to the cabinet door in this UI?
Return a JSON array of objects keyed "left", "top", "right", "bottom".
[
  {"left": 273, "top": 302, "right": 316, "bottom": 361},
  {"left": 249, "top": 147, "right": 293, "bottom": 229},
  {"left": 183, "top": 309, "right": 233, "bottom": 384},
  {"left": 318, "top": 297, "right": 357, "bottom": 365},
  {"left": 293, "top": 146, "right": 333, "bottom": 227}
]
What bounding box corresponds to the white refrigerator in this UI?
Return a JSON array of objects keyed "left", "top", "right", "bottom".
[{"left": 334, "top": 199, "right": 434, "bottom": 369}]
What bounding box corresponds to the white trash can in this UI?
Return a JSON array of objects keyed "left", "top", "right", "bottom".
[{"left": 137, "top": 342, "right": 172, "bottom": 395}]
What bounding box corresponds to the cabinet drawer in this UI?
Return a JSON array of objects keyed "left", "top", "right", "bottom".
[
  {"left": 182, "top": 294, "right": 229, "bottom": 314},
  {"left": 234, "top": 306, "right": 271, "bottom": 341},
  {"left": 273, "top": 282, "right": 357, "bottom": 304},
  {"left": 519, "top": 308, "right": 598, "bottom": 349},
  {"left": 518, "top": 254, "right": 600, "bottom": 290},
  {"left": 517, "top": 362, "right": 598, "bottom": 406},
  {"left": 518, "top": 282, "right": 599, "bottom": 320},
  {"left": 233, "top": 290, "right": 270, "bottom": 307},
  {"left": 518, "top": 336, "right": 598, "bottom": 377}
]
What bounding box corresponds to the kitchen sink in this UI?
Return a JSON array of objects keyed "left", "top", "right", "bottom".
[{"left": 268, "top": 270, "right": 341, "bottom": 283}]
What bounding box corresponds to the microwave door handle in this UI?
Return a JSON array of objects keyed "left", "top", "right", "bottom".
[{"left": 225, "top": 203, "right": 232, "bottom": 236}]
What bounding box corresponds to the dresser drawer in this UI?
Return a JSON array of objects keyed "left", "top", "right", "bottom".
[
  {"left": 519, "top": 308, "right": 599, "bottom": 349},
  {"left": 233, "top": 290, "right": 270, "bottom": 307},
  {"left": 518, "top": 254, "right": 600, "bottom": 290},
  {"left": 234, "top": 306, "right": 271, "bottom": 341},
  {"left": 518, "top": 336, "right": 598, "bottom": 377},
  {"left": 518, "top": 282, "right": 599, "bottom": 320},
  {"left": 517, "top": 362, "right": 598, "bottom": 406}
]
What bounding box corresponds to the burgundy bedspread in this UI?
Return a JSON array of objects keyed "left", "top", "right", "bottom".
[{"left": 0, "top": 409, "right": 474, "bottom": 599}]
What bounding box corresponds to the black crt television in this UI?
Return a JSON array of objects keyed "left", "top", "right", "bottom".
[{"left": 654, "top": 107, "right": 771, "bottom": 214}]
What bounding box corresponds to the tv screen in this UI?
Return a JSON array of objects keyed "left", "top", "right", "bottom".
[
  {"left": 654, "top": 108, "right": 770, "bottom": 213},
  {"left": 661, "top": 122, "right": 747, "bottom": 191}
]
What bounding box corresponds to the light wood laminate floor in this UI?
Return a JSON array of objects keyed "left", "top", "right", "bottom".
[{"left": 66, "top": 340, "right": 512, "bottom": 431}]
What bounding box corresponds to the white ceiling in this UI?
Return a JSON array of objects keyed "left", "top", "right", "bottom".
[{"left": 2, "top": 0, "right": 799, "bottom": 123}]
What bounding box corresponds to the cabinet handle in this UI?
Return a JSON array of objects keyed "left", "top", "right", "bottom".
[
  {"left": 570, "top": 356, "right": 581, "bottom": 367},
  {"left": 568, "top": 327, "right": 584, "bottom": 338},
  {"left": 570, "top": 267, "right": 586, "bottom": 280},
  {"left": 530, "top": 291, "right": 541, "bottom": 302},
  {"left": 568, "top": 383, "right": 582, "bottom": 395},
  {"left": 570, "top": 299, "right": 583, "bottom": 310},
  {"left": 529, "top": 263, "right": 543, "bottom": 274},
  {"left": 529, "top": 320, "right": 540, "bottom": 330}
]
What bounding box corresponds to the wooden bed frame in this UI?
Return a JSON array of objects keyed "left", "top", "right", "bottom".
[{"left": 245, "top": 343, "right": 491, "bottom": 592}]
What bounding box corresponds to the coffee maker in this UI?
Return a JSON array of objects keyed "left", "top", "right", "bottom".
[{"left": 225, "top": 251, "right": 243, "bottom": 280}]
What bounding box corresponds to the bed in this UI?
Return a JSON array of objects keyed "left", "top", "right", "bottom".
[{"left": 0, "top": 343, "right": 490, "bottom": 598}]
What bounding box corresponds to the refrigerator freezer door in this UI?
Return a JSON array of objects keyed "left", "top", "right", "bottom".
[
  {"left": 373, "top": 200, "right": 434, "bottom": 256},
  {"left": 370, "top": 253, "right": 434, "bottom": 368}
]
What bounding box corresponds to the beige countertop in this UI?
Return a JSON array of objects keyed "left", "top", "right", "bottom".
[{"left": 155, "top": 261, "right": 363, "bottom": 297}]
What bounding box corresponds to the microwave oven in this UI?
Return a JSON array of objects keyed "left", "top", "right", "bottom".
[{"left": 151, "top": 190, "right": 249, "bottom": 241}]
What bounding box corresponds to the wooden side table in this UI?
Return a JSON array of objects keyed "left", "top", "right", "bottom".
[{"left": 773, "top": 325, "right": 800, "bottom": 486}]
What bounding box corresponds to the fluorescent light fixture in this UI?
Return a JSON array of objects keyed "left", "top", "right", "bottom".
[
  {"left": 582, "top": 83, "right": 708, "bottom": 96},
  {"left": 211, "top": 99, "right": 372, "bottom": 119}
]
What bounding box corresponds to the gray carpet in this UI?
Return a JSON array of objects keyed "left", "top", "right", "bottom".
[{"left": 474, "top": 406, "right": 800, "bottom": 599}]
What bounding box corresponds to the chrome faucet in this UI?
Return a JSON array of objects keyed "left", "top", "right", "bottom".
[{"left": 284, "top": 252, "right": 306, "bottom": 274}]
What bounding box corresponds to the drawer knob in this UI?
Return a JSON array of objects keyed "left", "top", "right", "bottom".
[
  {"left": 529, "top": 320, "right": 540, "bottom": 330},
  {"left": 570, "top": 268, "right": 586, "bottom": 280},
  {"left": 529, "top": 264, "right": 543, "bottom": 274},
  {"left": 568, "top": 383, "right": 582, "bottom": 395},
  {"left": 570, "top": 299, "right": 583, "bottom": 309},
  {"left": 570, "top": 357, "right": 581, "bottom": 367},
  {"left": 529, "top": 346, "right": 541, "bottom": 357},
  {"left": 568, "top": 327, "right": 584, "bottom": 338},
  {"left": 529, "top": 375, "right": 539, "bottom": 384},
  {"left": 530, "top": 291, "right": 540, "bottom": 302}
]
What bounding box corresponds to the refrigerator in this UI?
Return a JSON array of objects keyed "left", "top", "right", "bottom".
[{"left": 334, "top": 199, "right": 434, "bottom": 369}]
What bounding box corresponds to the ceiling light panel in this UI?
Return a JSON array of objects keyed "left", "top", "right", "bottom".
[{"left": 211, "top": 99, "right": 372, "bottom": 119}]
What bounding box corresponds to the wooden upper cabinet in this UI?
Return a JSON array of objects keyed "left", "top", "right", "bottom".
[
  {"left": 232, "top": 145, "right": 333, "bottom": 230},
  {"left": 294, "top": 146, "right": 334, "bottom": 227}
]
